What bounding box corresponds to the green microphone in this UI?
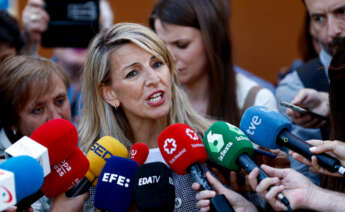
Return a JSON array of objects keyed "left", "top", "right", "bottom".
[{"left": 203, "top": 121, "right": 291, "bottom": 210}]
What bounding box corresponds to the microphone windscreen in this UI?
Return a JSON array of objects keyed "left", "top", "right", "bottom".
[
  {"left": 203, "top": 121, "right": 254, "bottom": 171},
  {"left": 0, "top": 156, "right": 44, "bottom": 202},
  {"left": 86, "top": 136, "right": 129, "bottom": 186},
  {"left": 30, "top": 119, "right": 78, "bottom": 165},
  {"left": 130, "top": 142, "right": 149, "bottom": 166},
  {"left": 158, "top": 123, "right": 207, "bottom": 175},
  {"left": 41, "top": 148, "right": 89, "bottom": 198},
  {"left": 134, "top": 162, "right": 175, "bottom": 212},
  {"left": 94, "top": 156, "right": 138, "bottom": 212},
  {"left": 240, "top": 106, "right": 291, "bottom": 149}
]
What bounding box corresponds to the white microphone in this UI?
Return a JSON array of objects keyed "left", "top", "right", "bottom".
[
  {"left": 0, "top": 168, "right": 16, "bottom": 211},
  {"left": 5, "top": 136, "right": 51, "bottom": 176}
]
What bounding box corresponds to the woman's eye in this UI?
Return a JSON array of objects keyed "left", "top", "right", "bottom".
[
  {"left": 152, "top": 61, "right": 164, "bottom": 69},
  {"left": 176, "top": 42, "right": 188, "bottom": 49},
  {"left": 125, "top": 70, "right": 138, "bottom": 79},
  {"left": 55, "top": 97, "right": 66, "bottom": 106},
  {"left": 32, "top": 107, "right": 43, "bottom": 115}
]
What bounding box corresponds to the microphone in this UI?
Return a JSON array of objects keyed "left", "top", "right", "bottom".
[
  {"left": 94, "top": 156, "right": 138, "bottom": 212},
  {"left": 240, "top": 106, "right": 345, "bottom": 175},
  {"left": 134, "top": 162, "right": 175, "bottom": 212},
  {"left": 66, "top": 136, "right": 129, "bottom": 197},
  {"left": 158, "top": 123, "right": 234, "bottom": 212},
  {"left": 16, "top": 147, "right": 89, "bottom": 209},
  {"left": 41, "top": 147, "right": 89, "bottom": 198},
  {"left": 203, "top": 121, "right": 291, "bottom": 209},
  {"left": 5, "top": 119, "right": 79, "bottom": 176},
  {"left": 0, "top": 156, "right": 44, "bottom": 210},
  {"left": 130, "top": 142, "right": 149, "bottom": 166}
]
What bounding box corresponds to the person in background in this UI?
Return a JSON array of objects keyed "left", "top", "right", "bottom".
[
  {"left": 149, "top": 0, "right": 277, "bottom": 127},
  {"left": 0, "top": 10, "right": 24, "bottom": 61},
  {"left": 21, "top": 0, "right": 114, "bottom": 124},
  {"left": 0, "top": 55, "right": 72, "bottom": 211}
]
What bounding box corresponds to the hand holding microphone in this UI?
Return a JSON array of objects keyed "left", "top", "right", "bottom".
[
  {"left": 203, "top": 121, "right": 291, "bottom": 210},
  {"left": 240, "top": 106, "right": 345, "bottom": 176},
  {"left": 192, "top": 171, "right": 258, "bottom": 212},
  {"left": 158, "top": 123, "right": 234, "bottom": 212},
  {"left": 291, "top": 139, "right": 345, "bottom": 177}
]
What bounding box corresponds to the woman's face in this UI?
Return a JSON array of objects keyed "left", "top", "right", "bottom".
[
  {"left": 17, "top": 73, "right": 71, "bottom": 136},
  {"left": 154, "top": 19, "right": 208, "bottom": 85},
  {"left": 102, "top": 43, "right": 172, "bottom": 123}
]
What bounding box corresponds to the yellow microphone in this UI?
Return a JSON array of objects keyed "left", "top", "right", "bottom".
[{"left": 66, "top": 136, "right": 128, "bottom": 197}]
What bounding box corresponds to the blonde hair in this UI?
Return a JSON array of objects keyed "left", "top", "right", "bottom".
[{"left": 79, "top": 22, "right": 211, "bottom": 151}]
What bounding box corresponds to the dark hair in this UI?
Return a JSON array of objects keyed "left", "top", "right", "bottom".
[
  {"left": 0, "top": 10, "right": 24, "bottom": 52},
  {"left": 149, "top": 0, "right": 240, "bottom": 125},
  {"left": 299, "top": 12, "right": 318, "bottom": 62}
]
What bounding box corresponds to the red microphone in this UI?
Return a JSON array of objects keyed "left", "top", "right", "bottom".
[
  {"left": 130, "top": 143, "right": 149, "bottom": 166},
  {"left": 30, "top": 119, "right": 78, "bottom": 165},
  {"left": 41, "top": 147, "right": 89, "bottom": 197},
  {"left": 158, "top": 123, "right": 207, "bottom": 175},
  {"left": 158, "top": 123, "right": 234, "bottom": 212},
  {"left": 16, "top": 147, "right": 89, "bottom": 209}
]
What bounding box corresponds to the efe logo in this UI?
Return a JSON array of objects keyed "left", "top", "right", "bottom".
[
  {"left": 164, "top": 138, "right": 177, "bottom": 155},
  {"left": 102, "top": 172, "right": 131, "bottom": 188}
]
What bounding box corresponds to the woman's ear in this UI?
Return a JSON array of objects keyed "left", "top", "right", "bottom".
[{"left": 100, "top": 84, "right": 120, "bottom": 108}]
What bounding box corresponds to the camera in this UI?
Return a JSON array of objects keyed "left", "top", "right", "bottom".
[{"left": 41, "top": 0, "right": 100, "bottom": 48}]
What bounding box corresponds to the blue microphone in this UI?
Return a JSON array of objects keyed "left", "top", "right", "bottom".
[
  {"left": 0, "top": 156, "right": 44, "bottom": 202},
  {"left": 94, "top": 156, "right": 138, "bottom": 212},
  {"left": 240, "top": 106, "right": 345, "bottom": 175}
]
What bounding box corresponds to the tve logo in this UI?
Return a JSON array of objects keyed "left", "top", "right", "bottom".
[
  {"left": 207, "top": 131, "right": 224, "bottom": 153},
  {"left": 246, "top": 115, "right": 262, "bottom": 136},
  {"left": 138, "top": 175, "right": 160, "bottom": 186},
  {"left": 102, "top": 172, "right": 131, "bottom": 188}
]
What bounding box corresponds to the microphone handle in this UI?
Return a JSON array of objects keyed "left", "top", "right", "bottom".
[
  {"left": 237, "top": 153, "right": 292, "bottom": 210},
  {"left": 187, "top": 163, "right": 212, "bottom": 190},
  {"left": 65, "top": 177, "right": 92, "bottom": 197},
  {"left": 187, "top": 163, "right": 234, "bottom": 212},
  {"left": 278, "top": 131, "right": 340, "bottom": 172},
  {"left": 16, "top": 190, "right": 44, "bottom": 211},
  {"left": 237, "top": 153, "right": 268, "bottom": 181}
]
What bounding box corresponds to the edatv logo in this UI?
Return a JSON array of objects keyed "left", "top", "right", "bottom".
[
  {"left": 186, "top": 128, "right": 199, "bottom": 141},
  {"left": 207, "top": 131, "right": 224, "bottom": 153},
  {"left": 164, "top": 138, "right": 177, "bottom": 155},
  {"left": 138, "top": 175, "right": 160, "bottom": 186}
]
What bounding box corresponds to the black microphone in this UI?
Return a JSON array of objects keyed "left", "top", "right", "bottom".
[{"left": 134, "top": 162, "right": 175, "bottom": 212}]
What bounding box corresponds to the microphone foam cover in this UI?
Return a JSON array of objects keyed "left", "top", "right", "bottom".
[
  {"left": 94, "top": 156, "right": 138, "bottom": 212},
  {"left": 134, "top": 162, "right": 175, "bottom": 212},
  {"left": 41, "top": 148, "right": 89, "bottom": 198},
  {"left": 30, "top": 119, "right": 78, "bottom": 165},
  {"left": 130, "top": 142, "right": 149, "bottom": 166},
  {"left": 0, "top": 156, "right": 44, "bottom": 202},
  {"left": 203, "top": 121, "right": 254, "bottom": 171},
  {"left": 86, "top": 136, "right": 129, "bottom": 186},
  {"left": 240, "top": 106, "right": 291, "bottom": 149},
  {"left": 158, "top": 123, "right": 207, "bottom": 175}
]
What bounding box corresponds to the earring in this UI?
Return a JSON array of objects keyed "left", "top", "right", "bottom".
[{"left": 114, "top": 102, "right": 120, "bottom": 110}]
